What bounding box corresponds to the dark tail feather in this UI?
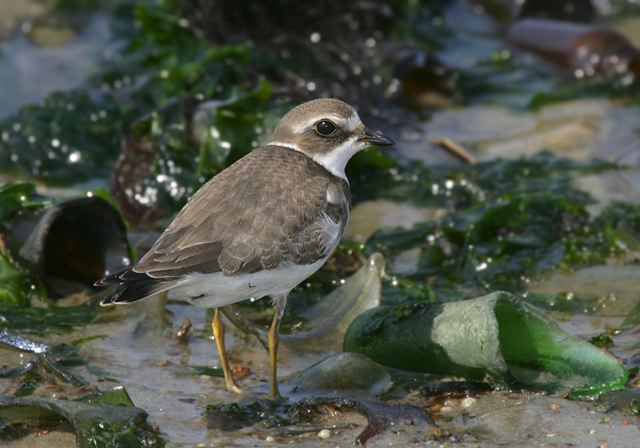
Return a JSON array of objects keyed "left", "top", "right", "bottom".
[
  {"left": 94, "top": 268, "right": 127, "bottom": 287},
  {"left": 100, "top": 269, "right": 176, "bottom": 305}
]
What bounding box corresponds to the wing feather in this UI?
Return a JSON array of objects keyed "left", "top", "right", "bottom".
[{"left": 132, "top": 146, "right": 348, "bottom": 279}]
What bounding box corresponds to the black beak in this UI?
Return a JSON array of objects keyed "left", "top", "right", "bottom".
[{"left": 359, "top": 128, "right": 395, "bottom": 147}]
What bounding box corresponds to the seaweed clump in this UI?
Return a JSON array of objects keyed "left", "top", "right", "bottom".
[{"left": 362, "top": 153, "right": 638, "bottom": 293}]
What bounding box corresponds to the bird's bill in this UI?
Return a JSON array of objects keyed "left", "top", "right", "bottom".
[{"left": 359, "top": 128, "right": 395, "bottom": 147}]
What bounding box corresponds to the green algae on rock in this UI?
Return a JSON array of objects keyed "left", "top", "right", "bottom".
[
  {"left": 344, "top": 291, "right": 627, "bottom": 398},
  {"left": 0, "top": 392, "right": 164, "bottom": 447}
]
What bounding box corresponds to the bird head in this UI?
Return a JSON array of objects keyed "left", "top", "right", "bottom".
[{"left": 269, "top": 98, "right": 394, "bottom": 179}]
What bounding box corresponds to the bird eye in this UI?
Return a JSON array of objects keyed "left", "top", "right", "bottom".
[{"left": 315, "top": 120, "right": 336, "bottom": 136}]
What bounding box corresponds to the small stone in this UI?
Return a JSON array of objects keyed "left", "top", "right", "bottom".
[
  {"left": 599, "top": 443, "right": 609, "bottom": 448},
  {"left": 317, "top": 429, "right": 331, "bottom": 439},
  {"left": 550, "top": 403, "right": 561, "bottom": 412},
  {"left": 600, "top": 416, "right": 612, "bottom": 424},
  {"left": 588, "top": 428, "right": 596, "bottom": 435},
  {"left": 174, "top": 318, "right": 192, "bottom": 342},
  {"left": 265, "top": 436, "right": 275, "bottom": 443}
]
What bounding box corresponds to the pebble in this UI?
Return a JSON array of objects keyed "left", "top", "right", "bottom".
[
  {"left": 317, "top": 429, "right": 331, "bottom": 439},
  {"left": 265, "top": 436, "right": 275, "bottom": 443}
]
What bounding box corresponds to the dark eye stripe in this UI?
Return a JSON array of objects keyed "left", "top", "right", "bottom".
[{"left": 315, "top": 120, "right": 336, "bottom": 136}]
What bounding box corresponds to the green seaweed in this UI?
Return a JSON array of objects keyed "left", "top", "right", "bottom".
[
  {"left": 206, "top": 395, "right": 429, "bottom": 445},
  {"left": 590, "top": 333, "right": 614, "bottom": 349},
  {"left": 0, "top": 304, "right": 98, "bottom": 335},
  {"left": 0, "top": 0, "right": 268, "bottom": 198},
  {"left": 0, "top": 253, "right": 31, "bottom": 307},
  {"left": 14, "top": 370, "right": 42, "bottom": 398},
  {"left": 528, "top": 79, "right": 640, "bottom": 110},
  {"left": 49, "top": 343, "right": 87, "bottom": 367},
  {"left": 360, "top": 153, "right": 635, "bottom": 293},
  {"left": 456, "top": 27, "right": 640, "bottom": 109},
  {"left": 78, "top": 386, "right": 136, "bottom": 408},
  {"left": 0, "top": 91, "right": 129, "bottom": 185},
  {"left": 206, "top": 399, "right": 294, "bottom": 431},
  {"left": 0, "top": 188, "right": 45, "bottom": 307},
  {"left": 380, "top": 275, "right": 438, "bottom": 306},
  {"left": 180, "top": 365, "right": 224, "bottom": 378},
  {"left": 0, "top": 182, "right": 49, "bottom": 223}
]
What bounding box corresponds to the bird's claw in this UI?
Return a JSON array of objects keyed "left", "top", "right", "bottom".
[{"left": 225, "top": 380, "right": 244, "bottom": 395}]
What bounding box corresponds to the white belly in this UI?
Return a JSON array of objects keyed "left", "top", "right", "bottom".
[{"left": 172, "top": 257, "right": 328, "bottom": 308}]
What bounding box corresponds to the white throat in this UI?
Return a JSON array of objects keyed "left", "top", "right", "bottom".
[
  {"left": 268, "top": 136, "right": 365, "bottom": 182},
  {"left": 309, "top": 136, "right": 365, "bottom": 181}
]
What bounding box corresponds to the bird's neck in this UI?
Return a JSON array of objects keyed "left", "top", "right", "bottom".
[{"left": 268, "top": 137, "right": 364, "bottom": 182}]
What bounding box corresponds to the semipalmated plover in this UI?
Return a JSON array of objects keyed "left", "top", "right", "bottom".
[{"left": 100, "top": 98, "right": 394, "bottom": 398}]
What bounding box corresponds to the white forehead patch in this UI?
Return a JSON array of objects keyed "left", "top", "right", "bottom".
[{"left": 345, "top": 111, "right": 361, "bottom": 132}]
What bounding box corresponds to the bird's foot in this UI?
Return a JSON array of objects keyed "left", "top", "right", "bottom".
[
  {"left": 268, "top": 385, "right": 282, "bottom": 401},
  {"left": 225, "top": 379, "right": 244, "bottom": 395}
]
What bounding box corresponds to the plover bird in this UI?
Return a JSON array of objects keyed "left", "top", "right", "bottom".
[{"left": 100, "top": 98, "right": 394, "bottom": 398}]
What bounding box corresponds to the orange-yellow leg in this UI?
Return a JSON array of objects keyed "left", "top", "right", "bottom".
[
  {"left": 268, "top": 295, "right": 287, "bottom": 400},
  {"left": 212, "top": 308, "right": 243, "bottom": 394}
]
